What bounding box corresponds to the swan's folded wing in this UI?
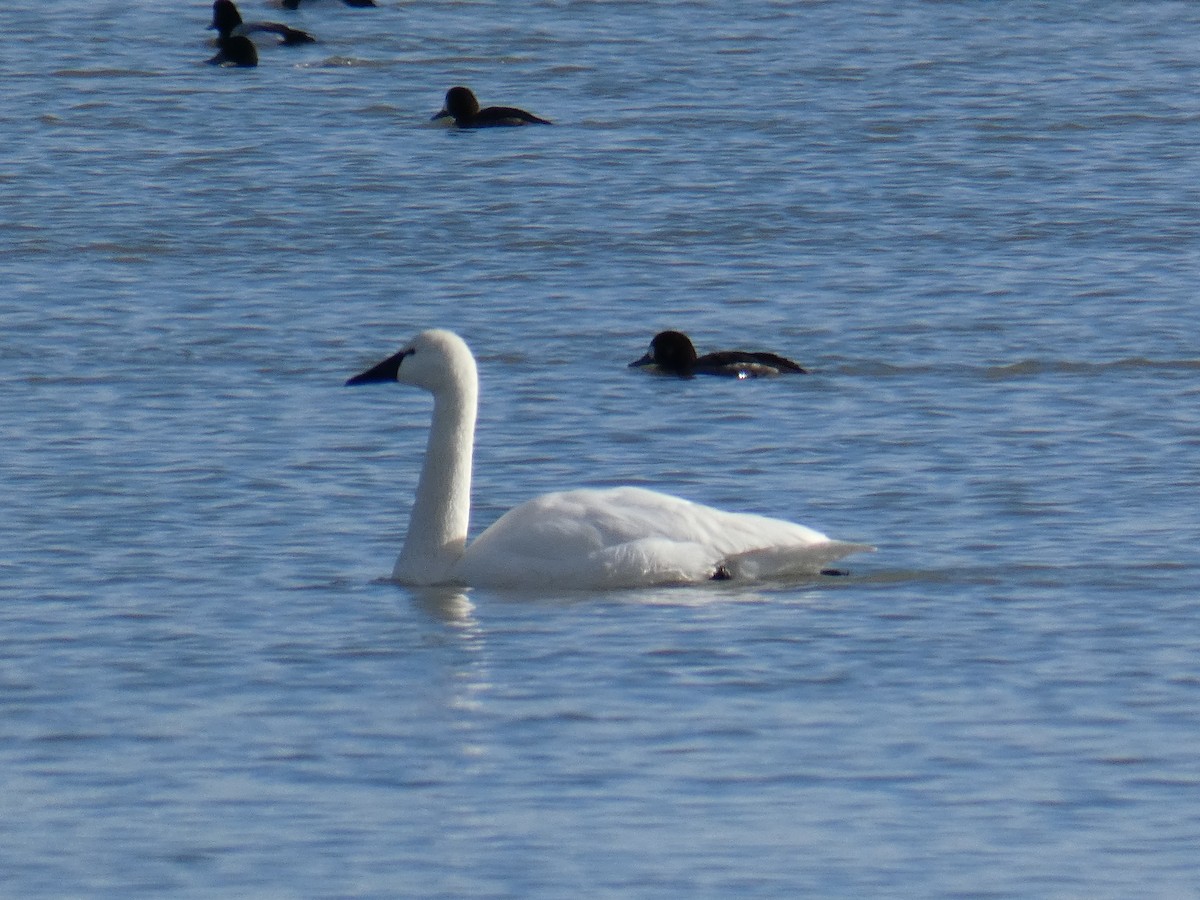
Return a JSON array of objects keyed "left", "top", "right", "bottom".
[
  {"left": 458, "top": 490, "right": 719, "bottom": 588},
  {"left": 720, "top": 541, "right": 874, "bottom": 580},
  {"left": 457, "top": 487, "right": 868, "bottom": 589}
]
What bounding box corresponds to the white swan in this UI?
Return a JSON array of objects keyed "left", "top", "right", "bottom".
[{"left": 347, "top": 329, "right": 871, "bottom": 589}]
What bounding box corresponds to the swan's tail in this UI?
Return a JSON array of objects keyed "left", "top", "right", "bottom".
[{"left": 721, "top": 541, "right": 874, "bottom": 580}]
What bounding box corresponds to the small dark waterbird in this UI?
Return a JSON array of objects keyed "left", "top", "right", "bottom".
[
  {"left": 629, "top": 330, "right": 808, "bottom": 378},
  {"left": 432, "top": 86, "right": 552, "bottom": 128},
  {"left": 210, "top": 0, "right": 315, "bottom": 46}
]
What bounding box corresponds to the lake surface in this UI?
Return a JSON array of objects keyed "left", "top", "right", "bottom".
[{"left": 2, "top": 0, "right": 1199, "bottom": 896}]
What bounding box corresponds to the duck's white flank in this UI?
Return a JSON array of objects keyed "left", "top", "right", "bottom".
[{"left": 348, "top": 329, "right": 869, "bottom": 589}]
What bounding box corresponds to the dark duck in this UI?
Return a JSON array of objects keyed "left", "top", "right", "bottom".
[
  {"left": 432, "top": 86, "right": 552, "bottom": 128},
  {"left": 210, "top": 0, "right": 315, "bottom": 46},
  {"left": 630, "top": 331, "right": 808, "bottom": 378}
]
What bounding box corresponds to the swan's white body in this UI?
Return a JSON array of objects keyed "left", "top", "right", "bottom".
[{"left": 348, "top": 330, "right": 870, "bottom": 590}]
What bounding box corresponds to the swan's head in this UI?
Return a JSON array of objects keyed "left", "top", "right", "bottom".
[{"left": 346, "top": 329, "right": 476, "bottom": 395}]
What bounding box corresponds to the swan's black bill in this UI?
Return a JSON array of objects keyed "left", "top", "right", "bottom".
[{"left": 346, "top": 348, "right": 411, "bottom": 386}]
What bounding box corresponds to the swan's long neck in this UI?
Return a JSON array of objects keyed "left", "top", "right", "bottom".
[{"left": 393, "top": 363, "right": 478, "bottom": 584}]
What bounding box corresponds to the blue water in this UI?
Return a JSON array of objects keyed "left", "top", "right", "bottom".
[{"left": 3, "top": 0, "right": 1200, "bottom": 896}]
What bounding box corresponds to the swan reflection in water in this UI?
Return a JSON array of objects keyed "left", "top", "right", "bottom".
[
  {"left": 410, "top": 586, "right": 477, "bottom": 626},
  {"left": 406, "top": 587, "right": 492, "bottom": 728}
]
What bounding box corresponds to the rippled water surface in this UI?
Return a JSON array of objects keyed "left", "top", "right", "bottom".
[{"left": 2, "top": 1, "right": 1199, "bottom": 896}]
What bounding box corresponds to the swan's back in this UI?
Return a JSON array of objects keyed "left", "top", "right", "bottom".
[{"left": 456, "top": 486, "right": 867, "bottom": 589}]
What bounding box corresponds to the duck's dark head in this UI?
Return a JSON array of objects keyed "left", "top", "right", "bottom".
[
  {"left": 629, "top": 330, "right": 698, "bottom": 375},
  {"left": 432, "top": 86, "right": 481, "bottom": 122},
  {"left": 209, "top": 0, "right": 242, "bottom": 37}
]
